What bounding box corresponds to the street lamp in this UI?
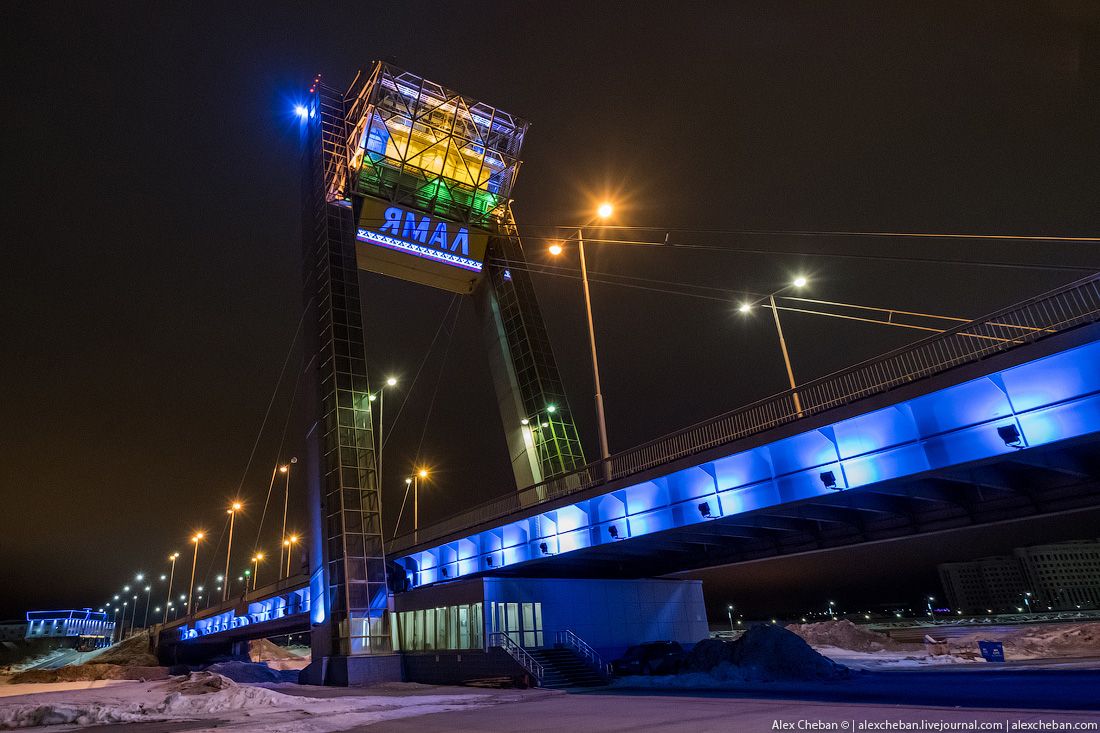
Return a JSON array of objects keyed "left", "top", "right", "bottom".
[
  {"left": 120, "top": 600, "right": 129, "bottom": 641},
  {"left": 187, "top": 532, "right": 204, "bottom": 615},
  {"left": 726, "top": 604, "right": 735, "bottom": 634},
  {"left": 283, "top": 534, "right": 299, "bottom": 578},
  {"left": 410, "top": 469, "right": 429, "bottom": 544},
  {"left": 142, "top": 585, "right": 151, "bottom": 628},
  {"left": 373, "top": 378, "right": 398, "bottom": 529},
  {"left": 252, "top": 553, "right": 265, "bottom": 590},
  {"left": 277, "top": 458, "right": 297, "bottom": 581},
  {"left": 129, "top": 594, "right": 138, "bottom": 636},
  {"left": 224, "top": 501, "right": 242, "bottom": 601},
  {"left": 769, "top": 276, "right": 808, "bottom": 415},
  {"left": 164, "top": 552, "right": 179, "bottom": 624},
  {"left": 547, "top": 202, "right": 615, "bottom": 478}
]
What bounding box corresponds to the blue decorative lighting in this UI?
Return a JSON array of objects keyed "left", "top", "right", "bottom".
[
  {"left": 356, "top": 229, "right": 483, "bottom": 273},
  {"left": 396, "top": 334, "right": 1100, "bottom": 589}
]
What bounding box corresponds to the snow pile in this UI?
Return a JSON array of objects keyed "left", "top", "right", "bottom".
[
  {"left": 0, "top": 674, "right": 510, "bottom": 731},
  {"left": 203, "top": 661, "right": 287, "bottom": 684},
  {"left": 0, "top": 673, "right": 296, "bottom": 729},
  {"left": 621, "top": 626, "right": 848, "bottom": 688},
  {"left": 787, "top": 620, "right": 913, "bottom": 652}
]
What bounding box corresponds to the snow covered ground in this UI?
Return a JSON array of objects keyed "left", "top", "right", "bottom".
[{"left": 0, "top": 674, "right": 548, "bottom": 731}]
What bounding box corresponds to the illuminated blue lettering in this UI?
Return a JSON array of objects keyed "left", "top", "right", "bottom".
[
  {"left": 452, "top": 228, "right": 469, "bottom": 256},
  {"left": 428, "top": 222, "right": 449, "bottom": 248},
  {"left": 403, "top": 211, "right": 430, "bottom": 243},
  {"left": 380, "top": 207, "right": 402, "bottom": 236}
]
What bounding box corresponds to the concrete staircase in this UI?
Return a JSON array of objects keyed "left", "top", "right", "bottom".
[{"left": 531, "top": 647, "right": 608, "bottom": 688}]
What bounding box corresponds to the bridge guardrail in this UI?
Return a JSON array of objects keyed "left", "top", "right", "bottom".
[{"left": 392, "top": 272, "right": 1100, "bottom": 553}]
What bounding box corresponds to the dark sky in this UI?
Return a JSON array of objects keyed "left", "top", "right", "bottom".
[{"left": 3, "top": 1, "right": 1100, "bottom": 620}]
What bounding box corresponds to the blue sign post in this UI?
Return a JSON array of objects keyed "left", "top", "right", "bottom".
[{"left": 978, "top": 640, "right": 1005, "bottom": 662}]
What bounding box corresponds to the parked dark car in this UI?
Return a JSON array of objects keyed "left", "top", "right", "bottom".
[{"left": 610, "top": 641, "right": 685, "bottom": 676}]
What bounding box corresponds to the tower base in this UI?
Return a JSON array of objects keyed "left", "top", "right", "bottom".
[{"left": 300, "top": 654, "right": 403, "bottom": 687}]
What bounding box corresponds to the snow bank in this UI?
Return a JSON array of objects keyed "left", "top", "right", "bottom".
[
  {"left": 0, "top": 672, "right": 507, "bottom": 731},
  {"left": 0, "top": 674, "right": 291, "bottom": 729},
  {"left": 621, "top": 625, "right": 848, "bottom": 689},
  {"left": 203, "top": 661, "right": 286, "bottom": 684}
]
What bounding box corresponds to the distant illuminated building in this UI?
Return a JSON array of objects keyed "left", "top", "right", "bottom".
[
  {"left": 1014, "top": 540, "right": 1100, "bottom": 609},
  {"left": 25, "top": 609, "right": 115, "bottom": 648},
  {"left": 939, "top": 540, "right": 1100, "bottom": 612}
]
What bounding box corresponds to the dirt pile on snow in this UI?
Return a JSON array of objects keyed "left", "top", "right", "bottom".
[
  {"left": 89, "top": 631, "right": 159, "bottom": 667},
  {"left": 8, "top": 664, "right": 169, "bottom": 684},
  {"left": 678, "top": 625, "right": 848, "bottom": 682},
  {"left": 949, "top": 623, "right": 1100, "bottom": 659},
  {"left": 786, "top": 620, "right": 913, "bottom": 652},
  {"left": 161, "top": 670, "right": 236, "bottom": 694},
  {"left": 248, "top": 638, "right": 301, "bottom": 661}
]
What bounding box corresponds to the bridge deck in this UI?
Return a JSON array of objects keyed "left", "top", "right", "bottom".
[{"left": 393, "top": 275, "right": 1100, "bottom": 588}]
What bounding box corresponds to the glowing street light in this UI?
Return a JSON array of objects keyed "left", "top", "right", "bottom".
[
  {"left": 252, "top": 553, "right": 265, "bottom": 590},
  {"left": 546, "top": 201, "right": 616, "bottom": 477},
  {"left": 294, "top": 104, "right": 308, "bottom": 119},
  {"left": 767, "top": 276, "right": 810, "bottom": 415},
  {"left": 726, "top": 604, "right": 735, "bottom": 634},
  {"left": 412, "top": 469, "right": 429, "bottom": 544},
  {"left": 374, "top": 378, "right": 399, "bottom": 533},
  {"left": 187, "top": 532, "right": 204, "bottom": 615},
  {"left": 142, "top": 585, "right": 152, "bottom": 628},
  {"left": 277, "top": 457, "right": 297, "bottom": 580},
  {"left": 163, "top": 552, "right": 179, "bottom": 624},
  {"left": 223, "top": 502, "right": 242, "bottom": 601},
  {"left": 283, "top": 534, "right": 300, "bottom": 578}
]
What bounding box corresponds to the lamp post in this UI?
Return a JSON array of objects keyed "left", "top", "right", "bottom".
[
  {"left": 129, "top": 595, "right": 138, "bottom": 636},
  {"left": 411, "top": 469, "right": 428, "bottom": 544},
  {"left": 164, "top": 552, "right": 179, "bottom": 624},
  {"left": 548, "top": 203, "right": 614, "bottom": 479},
  {"left": 224, "top": 502, "right": 242, "bottom": 602},
  {"left": 112, "top": 606, "right": 121, "bottom": 643},
  {"left": 370, "top": 378, "right": 397, "bottom": 526},
  {"left": 142, "top": 585, "right": 151, "bottom": 628},
  {"left": 727, "top": 604, "right": 735, "bottom": 634},
  {"left": 120, "top": 600, "right": 129, "bottom": 641},
  {"left": 252, "top": 553, "right": 264, "bottom": 590},
  {"left": 277, "top": 459, "right": 297, "bottom": 580},
  {"left": 187, "top": 532, "right": 204, "bottom": 615},
  {"left": 283, "top": 535, "right": 299, "bottom": 578}
]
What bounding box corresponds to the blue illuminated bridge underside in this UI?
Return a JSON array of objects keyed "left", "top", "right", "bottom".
[{"left": 395, "top": 323, "right": 1100, "bottom": 585}]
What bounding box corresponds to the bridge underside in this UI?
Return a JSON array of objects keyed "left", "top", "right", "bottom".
[{"left": 477, "top": 435, "right": 1100, "bottom": 578}]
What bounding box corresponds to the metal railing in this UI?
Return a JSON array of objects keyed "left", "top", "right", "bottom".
[
  {"left": 393, "top": 272, "right": 1100, "bottom": 553},
  {"left": 487, "top": 632, "right": 544, "bottom": 681},
  {"left": 557, "top": 629, "right": 610, "bottom": 679}
]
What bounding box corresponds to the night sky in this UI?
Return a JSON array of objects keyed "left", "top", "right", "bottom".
[{"left": 3, "top": 2, "right": 1100, "bottom": 620}]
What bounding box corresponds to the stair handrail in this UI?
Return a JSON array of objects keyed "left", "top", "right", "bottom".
[
  {"left": 487, "top": 632, "right": 544, "bottom": 681},
  {"left": 556, "top": 629, "right": 610, "bottom": 678}
]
